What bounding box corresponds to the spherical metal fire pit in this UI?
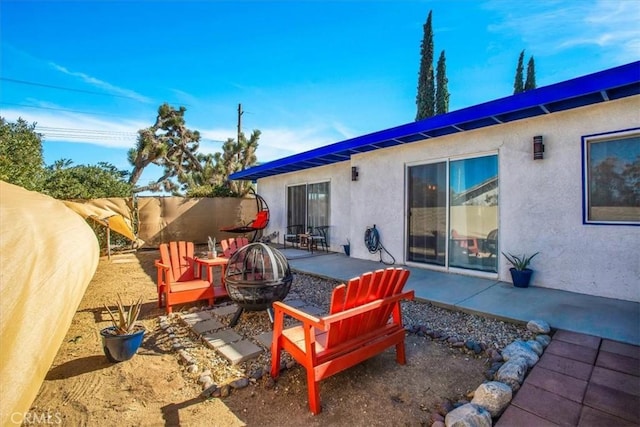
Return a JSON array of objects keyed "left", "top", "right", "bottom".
[{"left": 224, "top": 243, "right": 293, "bottom": 326}]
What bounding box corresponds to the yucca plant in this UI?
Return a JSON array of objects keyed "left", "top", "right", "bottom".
[
  {"left": 104, "top": 294, "right": 143, "bottom": 335},
  {"left": 501, "top": 252, "right": 539, "bottom": 271}
]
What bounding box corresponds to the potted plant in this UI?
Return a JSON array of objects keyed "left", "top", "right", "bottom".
[
  {"left": 502, "top": 252, "right": 539, "bottom": 288},
  {"left": 342, "top": 239, "right": 351, "bottom": 256},
  {"left": 207, "top": 236, "right": 217, "bottom": 259},
  {"left": 100, "top": 295, "right": 145, "bottom": 362}
]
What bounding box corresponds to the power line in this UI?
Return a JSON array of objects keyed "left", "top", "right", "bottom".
[
  {"left": 1, "top": 77, "right": 143, "bottom": 101},
  {"left": 0, "top": 102, "right": 134, "bottom": 118},
  {"left": 0, "top": 77, "right": 190, "bottom": 106}
]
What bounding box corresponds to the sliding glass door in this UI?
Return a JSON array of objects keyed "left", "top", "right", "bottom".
[
  {"left": 287, "top": 182, "right": 330, "bottom": 240},
  {"left": 407, "top": 162, "right": 447, "bottom": 265},
  {"left": 407, "top": 155, "right": 498, "bottom": 273}
]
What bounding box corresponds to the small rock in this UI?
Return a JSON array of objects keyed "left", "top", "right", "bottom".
[
  {"left": 187, "top": 364, "right": 199, "bottom": 374},
  {"left": 471, "top": 381, "right": 512, "bottom": 417},
  {"left": 249, "top": 368, "right": 263, "bottom": 380},
  {"left": 491, "top": 352, "right": 504, "bottom": 363},
  {"left": 230, "top": 378, "right": 249, "bottom": 389},
  {"left": 286, "top": 360, "right": 296, "bottom": 369},
  {"left": 445, "top": 403, "right": 491, "bottom": 427},
  {"left": 525, "top": 340, "right": 544, "bottom": 356},
  {"left": 527, "top": 319, "right": 550, "bottom": 334},
  {"left": 502, "top": 340, "right": 539, "bottom": 367},
  {"left": 535, "top": 334, "right": 552, "bottom": 347},
  {"left": 434, "top": 398, "right": 454, "bottom": 416},
  {"left": 264, "top": 377, "right": 276, "bottom": 389},
  {"left": 198, "top": 373, "right": 212, "bottom": 384},
  {"left": 430, "top": 412, "right": 444, "bottom": 422},
  {"left": 495, "top": 357, "right": 528, "bottom": 391},
  {"left": 220, "top": 384, "right": 231, "bottom": 398},
  {"left": 200, "top": 384, "right": 218, "bottom": 398}
]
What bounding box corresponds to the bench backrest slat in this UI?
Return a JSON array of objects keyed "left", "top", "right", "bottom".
[
  {"left": 326, "top": 268, "right": 410, "bottom": 347},
  {"left": 160, "top": 241, "right": 196, "bottom": 283}
]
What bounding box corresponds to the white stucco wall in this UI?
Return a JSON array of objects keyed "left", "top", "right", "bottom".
[
  {"left": 257, "top": 161, "right": 352, "bottom": 253},
  {"left": 257, "top": 96, "right": 640, "bottom": 302}
]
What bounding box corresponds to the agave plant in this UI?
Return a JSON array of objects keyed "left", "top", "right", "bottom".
[
  {"left": 208, "top": 236, "right": 217, "bottom": 252},
  {"left": 501, "top": 252, "right": 539, "bottom": 271},
  {"left": 104, "top": 294, "right": 143, "bottom": 335}
]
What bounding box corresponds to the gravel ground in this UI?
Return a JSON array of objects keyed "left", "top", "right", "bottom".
[
  {"left": 290, "top": 272, "right": 535, "bottom": 350},
  {"left": 171, "top": 271, "right": 534, "bottom": 389}
]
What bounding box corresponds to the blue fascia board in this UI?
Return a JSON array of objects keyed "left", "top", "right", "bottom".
[{"left": 231, "top": 61, "right": 640, "bottom": 181}]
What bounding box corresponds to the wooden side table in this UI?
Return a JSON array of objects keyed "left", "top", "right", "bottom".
[
  {"left": 195, "top": 257, "right": 229, "bottom": 301},
  {"left": 298, "top": 234, "right": 311, "bottom": 251}
]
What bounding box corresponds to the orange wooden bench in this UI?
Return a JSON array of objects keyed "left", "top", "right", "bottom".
[{"left": 270, "top": 267, "right": 414, "bottom": 414}]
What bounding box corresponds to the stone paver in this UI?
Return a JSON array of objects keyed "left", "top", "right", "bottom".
[
  {"left": 512, "top": 382, "right": 582, "bottom": 426},
  {"left": 254, "top": 331, "right": 273, "bottom": 348},
  {"left": 495, "top": 405, "right": 559, "bottom": 427},
  {"left": 545, "top": 340, "right": 598, "bottom": 365},
  {"left": 536, "top": 352, "right": 593, "bottom": 381},
  {"left": 583, "top": 382, "right": 640, "bottom": 424},
  {"left": 525, "top": 365, "right": 588, "bottom": 403},
  {"left": 553, "top": 330, "right": 601, "bottom": 349},
  {"left": 217, "top": 340, "right": 263, "bottom": 364},
  {"left": 299, "top": 304, "right": 324, "bottom": 316},
  {"left": 590, "top": 366, "right": 640, "bottom": 396},
  {"left": 601, "top": 339, "right": 640, "bottom": 359},
  {"left": 191, "top": 318, "right": 224, "bottom": 335},
  {"left": 180, "top": 311, "right": 212, "bottom": 325},
  {"left": 211, "top": 304, "right": 239, "bottom": 316},
  {"left": 280, "top": 298, "right": 306, "bottom": 308},
  {"left": 578, "top": 406, "right": 638, "bottom": 427},
  {"left": 596, "top": 351, "right": 640, "bottom": 376},
  {"left": 202, "top": 329, "right": 243, "bottom": 349}
]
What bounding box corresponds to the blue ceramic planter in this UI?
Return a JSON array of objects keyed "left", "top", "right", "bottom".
[
  {"left": 510, "top": 268, "right": 533, "bottom": 288},
  {"left": 100, "top": 327, "right": 145, "bottom": 362}
]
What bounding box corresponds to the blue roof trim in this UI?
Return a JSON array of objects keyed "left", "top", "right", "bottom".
[{"left": 231, "top": 61, "right": 640, "bottom": 182}]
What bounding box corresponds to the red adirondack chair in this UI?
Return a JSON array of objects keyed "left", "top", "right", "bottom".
[
  {"left": 155, "top": 241, "right": 217, "bottom": 314},
  {"left": 271, "top": 267, "right": 414, "bottom": 414}
]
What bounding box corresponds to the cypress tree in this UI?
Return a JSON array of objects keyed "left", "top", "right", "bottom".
[
  {"left": 416, "top": 10, "right": 435, "bottom": 121},
  {"left": 435, "top": 50, "right": 449, "bottom": 115},
  {"left": 525, "top": 56, "right": 537, "bottom": 91},
  {"left": 513, "top": 50, "right": 525, "bottom": 94}
]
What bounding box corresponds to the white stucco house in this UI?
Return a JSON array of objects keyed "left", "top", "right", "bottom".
[{"left": 230, "top": 61, "right": 640, "bottom": 303}]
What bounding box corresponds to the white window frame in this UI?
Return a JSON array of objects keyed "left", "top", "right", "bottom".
[{"left": 582, "top": 128, "right": 640, "bottom": 226}]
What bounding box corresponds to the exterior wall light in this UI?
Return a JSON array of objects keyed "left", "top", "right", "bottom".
[
  {"left": 351, "top": 166, "right": 359, "bottom": 181},
  {"left": 533, "top": 135, "right": 544, "bottom": 160}
]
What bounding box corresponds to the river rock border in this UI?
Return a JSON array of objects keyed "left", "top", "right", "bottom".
[{"left": 413, "top": 319, "right": 552, "bottom": 427}]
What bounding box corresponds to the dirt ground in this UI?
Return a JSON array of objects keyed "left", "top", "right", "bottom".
[{"left": 29, "top": 249, "right": 489, "bottom": 426}]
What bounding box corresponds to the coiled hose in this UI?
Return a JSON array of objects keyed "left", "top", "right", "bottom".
[{"left": 364, "top": 224, "right": 395, "bottom": 265}]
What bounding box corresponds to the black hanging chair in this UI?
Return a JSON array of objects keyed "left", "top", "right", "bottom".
[{"left": 220, "top": 189, "right": 270, "bottom": 242}]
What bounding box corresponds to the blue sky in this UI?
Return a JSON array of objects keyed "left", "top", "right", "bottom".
[{"left": 1, "top": 0, "right": 639, "bottom": 187}]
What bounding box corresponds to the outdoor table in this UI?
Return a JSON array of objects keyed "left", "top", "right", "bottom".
[{"left": 194, "top": 256, "right": 229, "bottom": 300}]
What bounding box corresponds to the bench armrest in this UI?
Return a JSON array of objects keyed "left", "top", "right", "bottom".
[{"left": 272, "top": 301, "right": 324, "bottom": 330}]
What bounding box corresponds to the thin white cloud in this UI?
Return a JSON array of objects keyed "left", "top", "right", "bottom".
[
  {"left": 49, "top": 62, "right": 154, "bottom": 104},
  {"left": 485, "top": 0, "right": 640, "bottom": 61},
  {"left": 1, "top": 106, "right": 144, "bottom": 149}
]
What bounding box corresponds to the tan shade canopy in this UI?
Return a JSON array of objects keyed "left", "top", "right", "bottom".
[
  {"left": 0, "top": 181, "right": 100, "bottom": 426},
  {"left": 63, "top": 200, "right": 136, "bottom": 241}
]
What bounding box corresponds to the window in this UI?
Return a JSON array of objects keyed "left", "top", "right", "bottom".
[
  {"left": 583, "top": 129, "right": 640, "bottom": 225},
  {"left": 287, "top": 181, "right": 331, "bottom": 240}
]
